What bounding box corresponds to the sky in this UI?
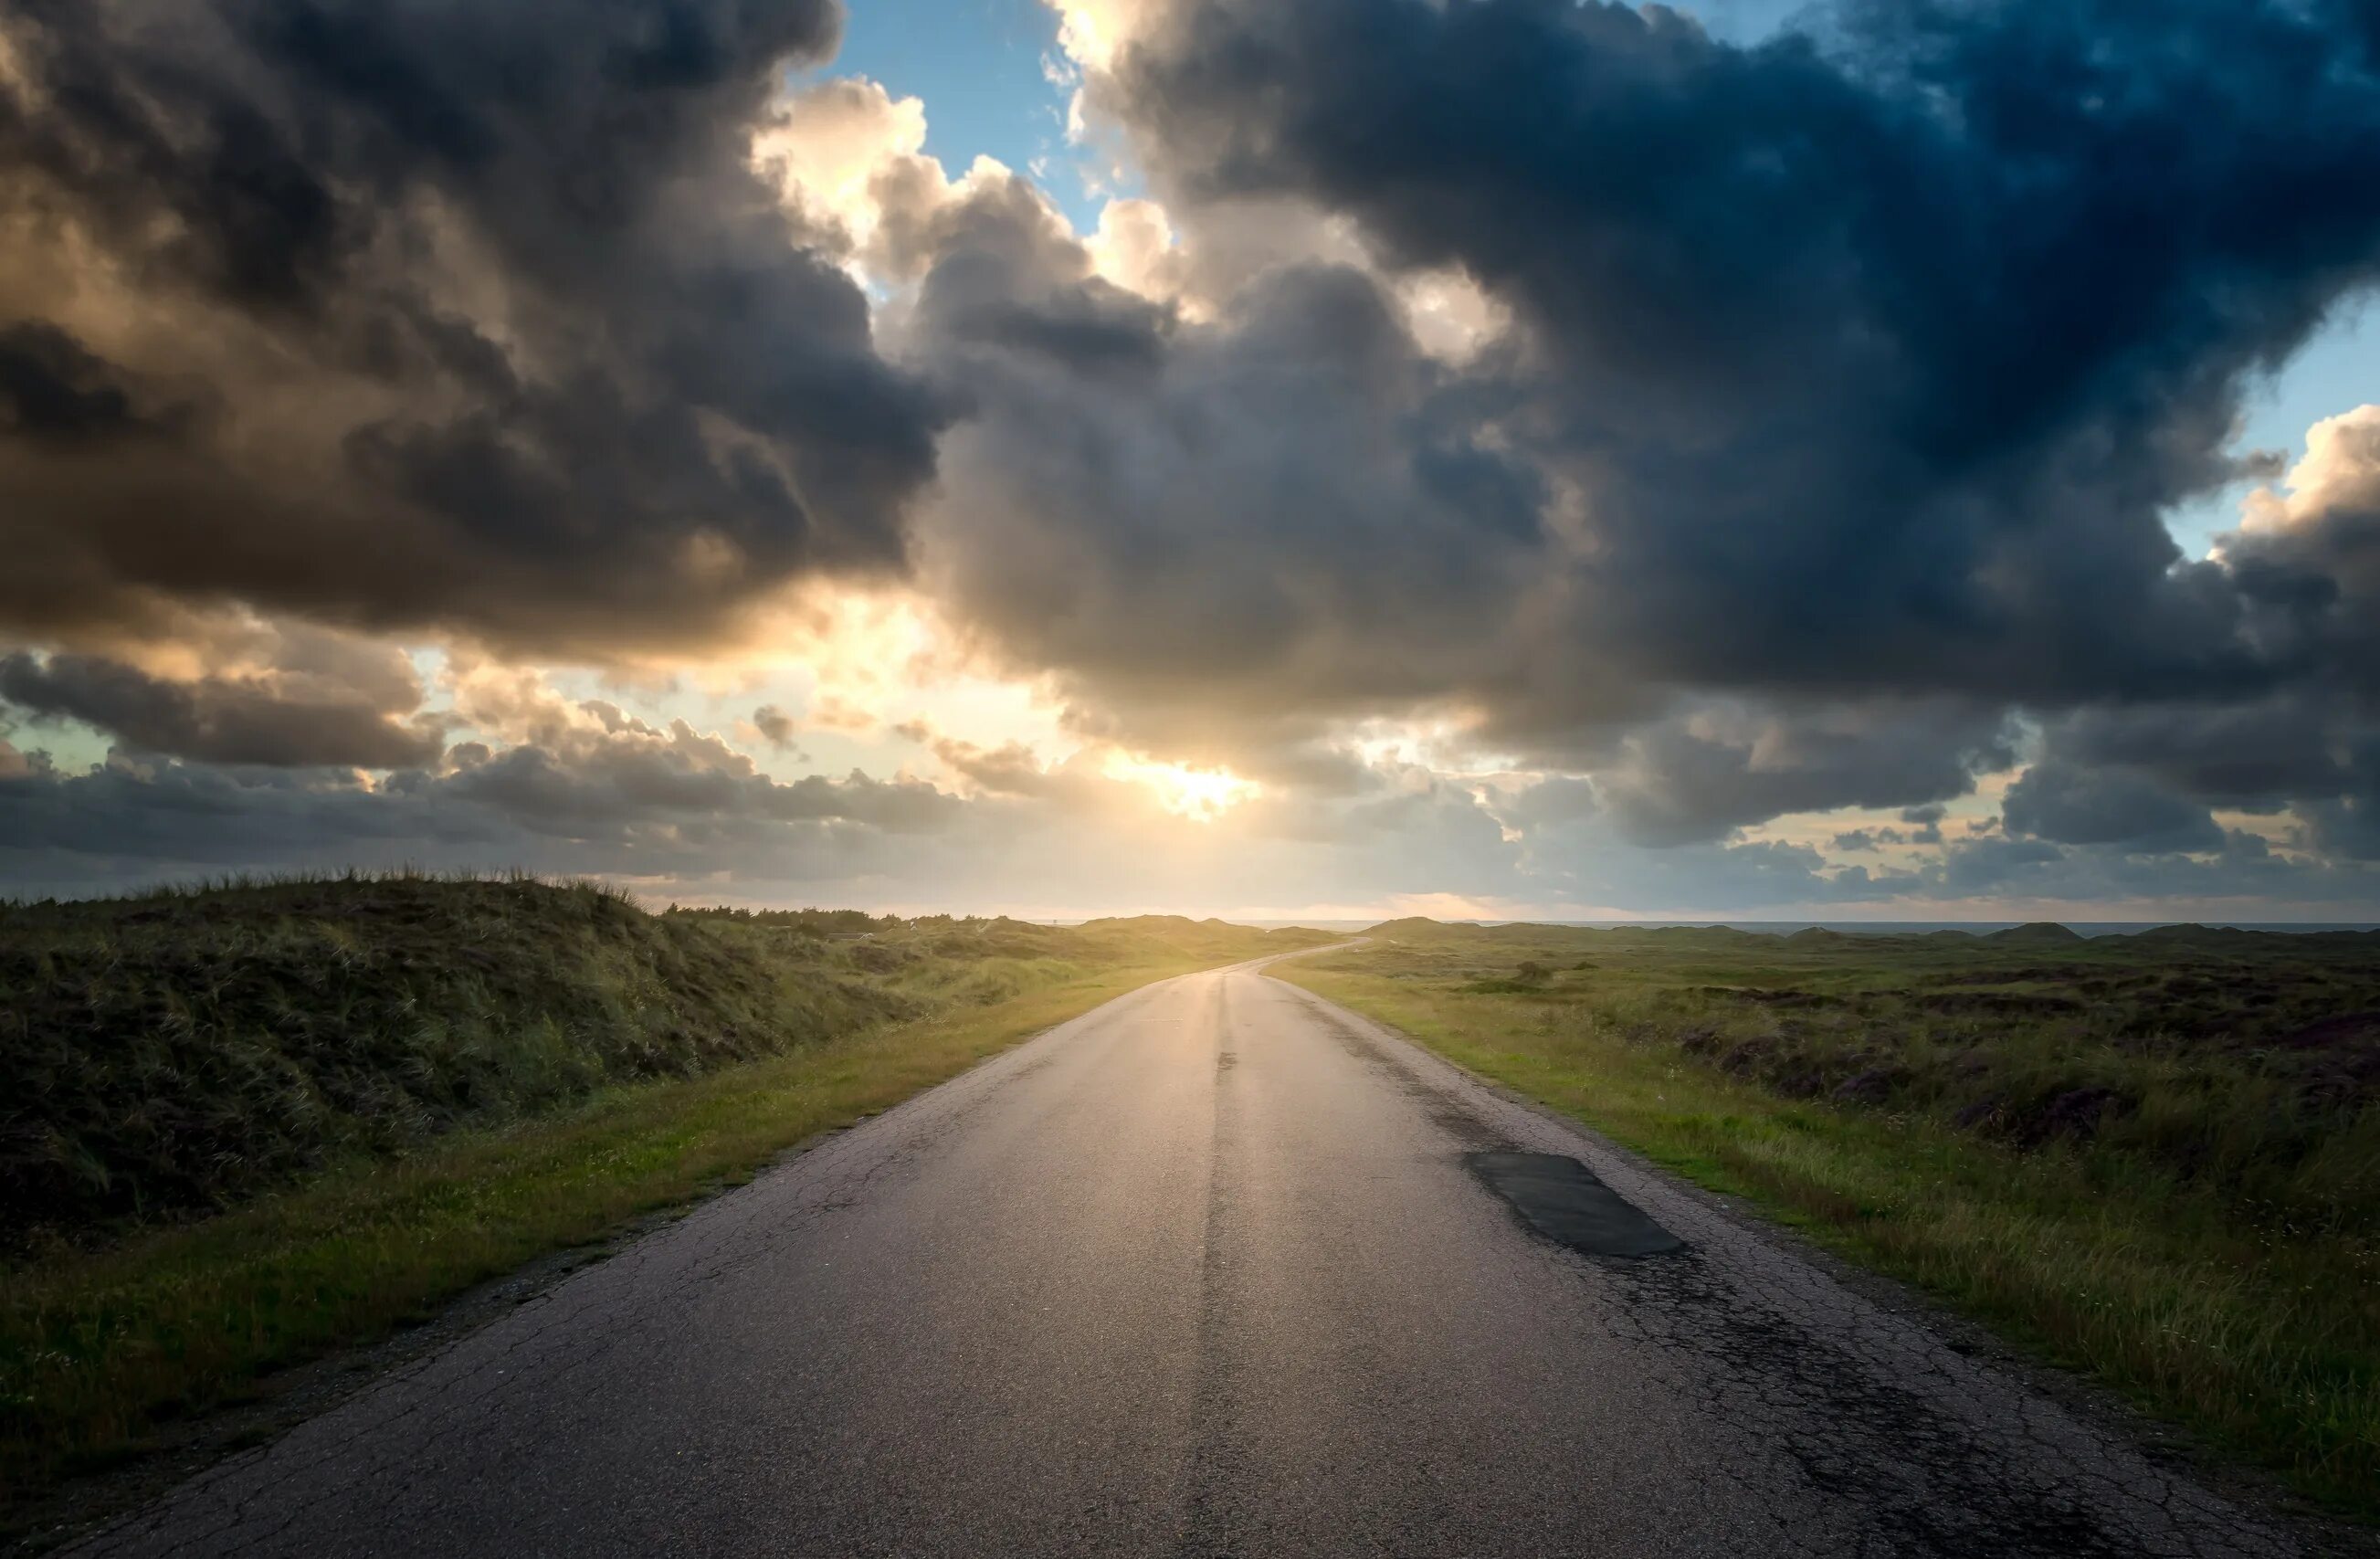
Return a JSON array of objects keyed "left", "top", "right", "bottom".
[{"left": 2, "top": 0, "right": 2378, "bottom": 922}]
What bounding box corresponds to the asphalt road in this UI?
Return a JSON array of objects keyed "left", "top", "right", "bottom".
[{"left": 74, "top": 959, "right": 2306, "bottom": 1557}]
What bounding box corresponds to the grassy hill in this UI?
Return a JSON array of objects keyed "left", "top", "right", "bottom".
[{"left": 0, "top": 880, "right": 1326, "bottom": 1242}]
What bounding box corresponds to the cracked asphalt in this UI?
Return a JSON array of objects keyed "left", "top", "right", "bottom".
[{"left": 70, "top": 960, "right": 2307, "bottom": 1557}]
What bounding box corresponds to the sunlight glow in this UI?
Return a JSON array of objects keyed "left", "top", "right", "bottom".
[{"left": 1102, "top": 753, "right": 1260, "bottom": 822}]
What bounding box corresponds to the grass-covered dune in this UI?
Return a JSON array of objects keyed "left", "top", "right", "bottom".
[
  {"left": 0, "top": 877, "right": 1329, "bottom": 1526},
  {"left": 1286, "top": 919, "right": 2380, "bottom": 1521},
  {"left": 1, "top": 877, "right": 1322, "bottom": 1243}
]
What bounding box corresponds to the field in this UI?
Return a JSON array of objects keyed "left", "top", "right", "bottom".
[
  {"left": 1277, "top": 919, "right": 2380, "bottom": 1520},
  {"left": 0, "top": 876, "right": 1330, "bottom": 1530}
]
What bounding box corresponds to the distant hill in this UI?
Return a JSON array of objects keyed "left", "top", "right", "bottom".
[
  {"left": 1354, "top": 914, "right": 2378, "bottom": 954},
  {"left": 1075, "top": 913, "right": 1335, "bottom": 959},
  {"left": 1984, "top": 922, "right": 2084, "bottom": 944},
  {"left": 1364, "top": 915, "right": 1491, "bottom": 940}
]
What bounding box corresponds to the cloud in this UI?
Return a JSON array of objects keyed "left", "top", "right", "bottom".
[
  {"left": 1589, "top": 701, "right": 2013, "bottom": 847},
  {"left": 1916, "top": 827, "right": 2380, "bottom": 911},
  {"left": 0, "top": 322, "right": 210, "bottom": 446},
  {"left": 2031, "top": 700, "right": 2347, "bottom": 809},
  {"left": 2222, "top": 405, "right": 2380, "bottom": 699},
  {"left": 0, "top": 0, "right": 943, "bottom": 658},
  {"left": 2012, "top": 404, "right": 2380, "bottom": 861},
  {"left": 1084, "top": 197, "right": 1192, "bottom": 306},
  {"left": 750, "top": 704, "right": 800, "bottom": 750},
  {"left": 0, "top": 649, "right": 442, "bottom": 769},
  {"left": 922, "top": 734, "right": 1078, "bottom": 800},
  {"left": 6, "top": 707, "right": 2376, "bottom": 914},
  {"left": 806, "top": 692, "right": 881, "bottom": 733},
  {"left": 1896, "top": 806, "right": 1947, "bottom": 846},
  {"left": 7, "top": 0, "right": 2380, "bottom": 913},
  {"left": 753, "top": 74, "right": 933, "bottom": 260},
  {"left": 909, "top": 0, "right": 2380, "bottom": 773},
  {"left": 909, "top": 198, "right": 1573, "bottom": 753},
  {"left": 427, "top": 696, "right": 965, "bottom": 835},
  {"left": 2002, "top": 762, "right": 2224, "bottom": 852},
  {"left": 0, "top": 711, "right": 1496, "bottom": 911},
  {"left": 0, "top": 693, "right": 972, "bottom": 900}
]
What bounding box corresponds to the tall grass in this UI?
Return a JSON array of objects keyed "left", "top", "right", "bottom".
[
  {"left": 0, "top": 879, "right": 1329, "bottom": 1243},
  {"left": 0, "top": 877, "right": 910, "bottom": 1237}
]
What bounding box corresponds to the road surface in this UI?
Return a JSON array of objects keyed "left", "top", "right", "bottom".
[{"left": 74, "top": 959, "right": 2304, "bottom": 1557}]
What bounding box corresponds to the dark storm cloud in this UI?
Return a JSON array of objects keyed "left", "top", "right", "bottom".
[
  {"left": 1508, "top": 812, "right": 1877, "bottom": 911},
  {"left": 2015, "top": 700, "right": 2380, "bottom": 863},
  {"left": 910, "top": 175, "right": 1577, "bottom": 754},
  {"left": 2001, "top": 761, "right": 2224, "bottom": 852},
  {"left": 9, "top": 0, "right": 2380, "bottom": 901},
  {"left": 2220, "top": 412, "right": 2380, "bottom": 700},
  {"left": 2305, "top": 786, "right": 2380, "bottom": 863},
  {"left": 902, "top": 174, "right": 1176, "bottom": 374},
  {"left": 437, "top": 707, "right": 962, "bottom": 835},
  {"left": 0, "top": 0, "right": 943, "bottom": 654},
  {"left": 1096, "top": 0, "right": 2380, "bottom": 700},
  {"left": 897, "top": 0, "right": 2380, "bottom": 840},
  {"left": 0, "top": 649, "right": 443, "bottom": 768},
  {"left": 1985, "top": 413, "right": 2380, "bottom": 863},
  {"left": 1916, "top": 826, "right": 2380, "bottom": 907},
  {"left": 2034, "top": 701, "right": 2352, "bottom": 809},
  {"left": 0, "top": 323, "right": 209, "bottom": 446},
  {"left": 1897, "top": 806, "right": 1946, "bottom": 846},
  {"left": 1587, "top": 701, "right": 2013, "bottom": 846}
]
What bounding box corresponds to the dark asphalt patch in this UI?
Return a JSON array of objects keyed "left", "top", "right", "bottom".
[{"left": 1466, "top": 1151, "right": 1684, "bottom": 1258}]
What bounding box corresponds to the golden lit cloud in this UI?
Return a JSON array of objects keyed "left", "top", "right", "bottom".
[
  {"left": 1101, "top": 752, "right": 1260, "bottom": 822},
  {"left": 1049, "top": 0, "right": 1164, "bottom": 74},
  {"left": 750, "top": 76, "right": 930, "bottom": 257},
  {"left": 2237, "top": 404, "right": 2380, "bottom": 536},
  {"left": 1086, "top": 196, "right": 1193, "bottom": 308},
  {"left": 1393, "top": 268, "right": 1510, "bottom": 363}
]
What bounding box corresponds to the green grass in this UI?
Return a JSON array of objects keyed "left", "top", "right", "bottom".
[
  {"left": 0, "top": 875, "right": 1330, "bottom": 1524},
  {"left": 1279, "top": 920, "right": 2380, "bottom": 1522},
  {"left": 0, "top": 875, "right": 1328, "bottom": 1238}
]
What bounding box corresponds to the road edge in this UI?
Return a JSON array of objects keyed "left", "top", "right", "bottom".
[{"left": 1260, "top": 965, "right": 2376, "bottom": 1559}]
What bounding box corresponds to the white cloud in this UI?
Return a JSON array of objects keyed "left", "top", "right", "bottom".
[
  {"left": 2238, "top": 404, "right": 2380, "bottom": 535},
  {"left": 752, "top": 76, "right": 932, "bottom": 257}
]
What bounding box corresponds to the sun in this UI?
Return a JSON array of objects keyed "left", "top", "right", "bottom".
[{"left": 1102, "top": 753, "right": 1260, "bottom": 822}]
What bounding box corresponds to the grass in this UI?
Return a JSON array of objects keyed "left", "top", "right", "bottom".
[
  {"left": 0, "top": 875, "right": 1330, "bottom": 1527},
  {"left": 0, "top": 875, "right": 1326, "bottom": 1238},
  {"left": 1277, "top": 919, "right": 2380, "bottom": 1522}
]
